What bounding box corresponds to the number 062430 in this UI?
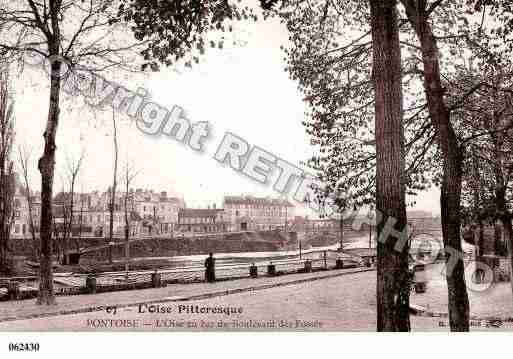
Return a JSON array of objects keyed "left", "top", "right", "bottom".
[{"left": 8, "top": 343, "right": 40, "bottom": 352}]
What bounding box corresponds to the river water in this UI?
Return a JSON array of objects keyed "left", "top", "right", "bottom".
[{"left": 125, "top": 235, "right": 373, "bottom": 266}]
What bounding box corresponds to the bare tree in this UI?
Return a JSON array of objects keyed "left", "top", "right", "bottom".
[
  {"left": 0, "top": 0, "right": 143, "bottom": 304},
  {"left": 0, "top": 69, "right": 15, "bottom": 273},
  {"left": 122, "top": 159, "right": 138, "bottom": 272},
  {"left": 18, "top": 145, "right": 38, "bottom": 259},
  {"left": 108, "top": 108, "right": 118, "bottom": 264},
  {"left": 54, "top": 178, "right": 66, "bottom": 263},
  {"left": 62, "top": 149, "right": 85, "bottom": 264},
  {"left": 76, "top": 184, "right": 86, "bottom": 253}
]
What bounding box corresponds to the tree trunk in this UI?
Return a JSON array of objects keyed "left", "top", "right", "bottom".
[
  {"left": 440, "top": 152, "right": 469, "bottom": 331},
  {"left": 0, "top": 73, "right": 14, "bottom": 273},
  {"left": 409, "top": 15, "right": 469, "bottom": 331},
  {"left": 496, "top": 187, "right": 513, "bottom": 293},
  {"left": 0, "top": 164, "right": 13, "bottom": 273},
  {"left": 369, "top": 0, "right": 410, "bottom": 332},
  {"left": 490, "top": 108, "right": 513, "bottom": 292},
  {"left": 124, "top": 182, "right": 130, "bottom": 272},
  {"left": 20, "top": 157, "right": 38, "bottom": 258},
  {"left": 471, "top": 149, "right": 484, "bottom": 259},
  {"left": 503, "top": 215, "right": 513, "bottom": 295},
  {"left": 37, "top": 59, "right": 62, "bottom": 305},
  {"left": 76, "top": 200, "right": 84, "bottom": 252},
  {"left": 27, "top": 197, "right": 37, "bottom": 259},
  {"left": 109, "top": 110, "right": 118, "bottom": 264},
  {"left": 66, "top": 181, "right": 75, "bottom": 264},
  {"left": 124, "top": 211, "right": 130, "bottom": 272},
  {"left": 62, "top": 182, "right": 74, "bottom": 265}
]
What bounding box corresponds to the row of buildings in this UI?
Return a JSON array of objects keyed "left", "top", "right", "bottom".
[
  {"left": 9, "top": 182, "right": 296, "bottom": 238},
  {"left": 10, "top": 179, "right": 441, "bottom": 240}
]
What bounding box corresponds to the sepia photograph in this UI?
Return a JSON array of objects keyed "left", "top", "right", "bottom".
[{"left": 0, "top": 0, "right": 512, "bottom": 355}]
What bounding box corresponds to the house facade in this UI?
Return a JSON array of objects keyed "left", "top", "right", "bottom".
[
  {"left": 9, "top": 187, "right": 184, "bottom": 239},
  {"left": 177, "top": 208, "right": 227, "bottom": 233},
  {"left": 223, "top": 195, "right": 295, "bottom": 232}
]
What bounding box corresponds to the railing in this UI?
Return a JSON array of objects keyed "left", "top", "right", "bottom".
[{"left": 0, "top": 249, "right": 367, "bottom": 300}]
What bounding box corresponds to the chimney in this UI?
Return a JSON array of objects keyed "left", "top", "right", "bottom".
[{"left": 213, "top": 203, "right": 216, "bottom": 209}]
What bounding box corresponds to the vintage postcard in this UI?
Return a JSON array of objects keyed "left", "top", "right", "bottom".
[{"left": 0, "top": 1, "right": 512, "bottom": 350}]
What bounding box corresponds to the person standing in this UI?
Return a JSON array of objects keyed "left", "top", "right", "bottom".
[{"left": 204, "top": 252, "right": 216, "bottom": 283}]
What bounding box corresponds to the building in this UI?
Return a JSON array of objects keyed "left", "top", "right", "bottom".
[
  {"left": 133, "top": 189, "right": 184, "bottom": 235},
  {"left": 9, "top": 186, "right": 184, "bottom": 239},
  {"left": 10, "top": 185, "right": 40, "bottom": 238},
  {"left": 177, "top": 208, "right": 227, "bottom": 233},
  {"left": 78, "top": 206, "right": 142, "bottom": 238},
  {"left": 223, "top": 195, "right": 295, "bottom": 232}
]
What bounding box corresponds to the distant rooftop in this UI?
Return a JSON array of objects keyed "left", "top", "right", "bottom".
[
  {"left": 224, "top": 195, "right": 294, "bottom": 207},
  {"left": 179, "top": 208, "right": 223, "bottom": 218}
]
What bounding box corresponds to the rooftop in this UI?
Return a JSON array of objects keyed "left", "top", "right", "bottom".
[
  {"left": 179, "top": 208, "right": 224, "bottom": 218},
  {"left": 224, "top": 195, "right": 294, "bottom": 207}
]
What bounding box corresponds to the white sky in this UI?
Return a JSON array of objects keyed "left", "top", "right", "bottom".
[{"left": 10, "top": 5, "right": 441, "bottom": 217}]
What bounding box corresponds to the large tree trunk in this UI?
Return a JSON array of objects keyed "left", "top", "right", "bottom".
[
  {"left": 37, "top": 59, "right": 62, "bottom": 305},
  {"left": 407, "top": 13, "right": 470, "bottom": 331},
  {"left": 440, "top": 151, "right": 469, "bottom": 331},
  {"left": 369, "top": 0, "right": 410, "bottom": 332}
]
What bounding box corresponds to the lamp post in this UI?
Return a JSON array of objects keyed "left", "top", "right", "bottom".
[
  {"left": 369, "top": 224, "right": 372, "bottom": 249},
  {"left": 340, "top": 215, "right": 344, "bottom": 252},
  {"left": 284, "top": 204, "right": 288, "bottom": 233},
  {"left": 153, "top": 205, "right": 156, "bottom": 234},
  {"left": 368, "top": 210, "right": 375, "bottom": 249}
]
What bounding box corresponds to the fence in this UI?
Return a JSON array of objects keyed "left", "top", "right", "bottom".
[{"left": 0, "top": 249, "right": 364, "bottom": 301}]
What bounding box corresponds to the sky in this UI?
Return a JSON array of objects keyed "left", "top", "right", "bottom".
[{"left": 10, "top": 3, "right": 441, "bottom": 217}]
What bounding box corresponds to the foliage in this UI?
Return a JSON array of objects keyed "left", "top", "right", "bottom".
[
  {"left": 276, "top": 1, "right": 438, "bottom": 217},
  {"left": 118, "top": 0, "right": 261, "bottom": 70}
]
